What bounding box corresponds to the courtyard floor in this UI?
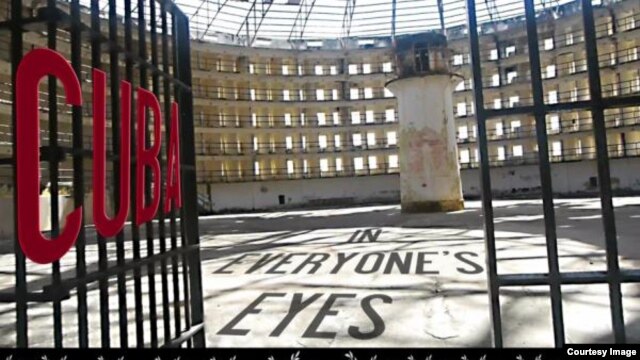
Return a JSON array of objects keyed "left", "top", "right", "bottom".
[
  {"left": 198, "top": 198, "right": 640, "bottom": 347},
  {"left": 0, "top": 197, "right": 639, "bottom": 347}
]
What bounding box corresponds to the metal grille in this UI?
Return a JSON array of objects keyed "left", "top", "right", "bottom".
[
  {"left": 3, "top": 0, "right": 204, "bottom": 348},
  {"left": 465, "top": 0, "right": 640, "bottom": 347}
]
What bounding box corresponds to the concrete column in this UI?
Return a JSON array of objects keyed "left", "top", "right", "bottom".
[
  {"left": 386, "top": 32, "right": 464, "bottom": 213},
  {"left": 387, "top": 76, "right": 463, "bottom": 213}
]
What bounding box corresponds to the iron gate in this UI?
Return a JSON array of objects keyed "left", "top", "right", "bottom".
[
  {"left": 464, "top": 0, "right": 640, "bottom": 347},
  {"left": 3, "top": 0, "right": 204, "bottom": 348}
]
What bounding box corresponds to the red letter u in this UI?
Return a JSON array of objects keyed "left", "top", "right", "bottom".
[
  {"left": 135, "top": 88, "right": 162, "bottom": 225},
  {"left": 92, "top": 69, "right": 131, "bottom": 237},
  {"left": 16, "top": 48, "right": 83, "bottom": 264}
]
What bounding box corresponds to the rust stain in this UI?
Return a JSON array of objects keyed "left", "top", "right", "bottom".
[{"left": 405, "top": 127, "right": 452, "bottom": 173}]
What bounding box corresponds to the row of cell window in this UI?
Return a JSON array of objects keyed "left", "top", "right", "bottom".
[
  {"left": 457, "top": 142, "right": 560, "bottom": 164},
  {"left": 195, "top": 109, "right": 398, "bottom": 128},
  {"left": 197, "top": 156, "right": 400, "bottom": 183},
  {"left": 455, "top": 78, "right": 640, "bottom": 115},
  {"left": 250, "top": 62, "right": 394, "bottom": 76},
  {"left": 457, "top": 106, "right": 640, "bottom": 142},
  {"left": 243, "top": 155, "right": 400, "bottom": 177},
  {"left": 196, "top": 139, "right": 640, "bottom": 182},
  {"left": 451, "top": 13, "right": 640, "bottom": 66},
  {"left": 458, "top": 139, "right": 640, "bottom": 166},
  {"left": 457, "top": 109, "right": 640, "bottom": 142},
  {"left": 193, "top": 86, "right": 394, "bottom": 102},
  {"left": 198, "top": 139, "right": 640, "bottom": 182},
  {"left": 198, "top": 131, "right": 399, "bottom": 154},
  {"left": 257, "top": 132, "right": 398, "bottom": 150},
  {"left": 193, "top": 56, "right": 394, "bottom": 76},
  {"left": 454, "top": 46, "right": 640, "bottom": 92}
]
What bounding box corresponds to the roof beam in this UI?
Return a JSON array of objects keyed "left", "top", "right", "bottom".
[
  {"left": 236, "top": 0, "right": 256, "bottom": 38},
  {"left": 391, "top": 0, "right": 396, "bottom": 41},
  {"left": 484, "top": 0, "right": 502, "bottom": 22},
  {"left": 199, "top": 0, "right": 230, "bottom": 40},
  {"left": 438, "top": 0, "right": 445, "bottom": 33},
  {"left": 288, "top": 0, "right": 317, "bottom": 42},
  {"left": 249, "top": 0, "right": 275, "bottom": 46},
  {"left": 288, "top": 0, "right": 307, "bottom": 41},
  {"left": 341, "top": 0, "right": 356, "bottom": 44},
  {"left": 189, "top": 0, "right": 209, "bottom": 21}
]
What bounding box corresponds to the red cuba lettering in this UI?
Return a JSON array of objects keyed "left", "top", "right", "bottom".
[
  {"left": 15, "top": 48, "right": 185, "bottom": 264},
  {"left": 16, "top": 48, "right": 83, "bottom": 264},
  {"left": 135, "top": 88, "right": 162, "bottom": 225},
  {"left": 92, "top": 69, "right": 132, "bottom": 237}
]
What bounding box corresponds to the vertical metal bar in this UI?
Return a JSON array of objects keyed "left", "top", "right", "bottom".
[
  {"left": 70, "top": 0, "right": 89, "bottom": 347},
  {"left": 138, "top": 0, "right": 159, "bottom": 347},
  {"left": 391, "top": 0, "right": 396, "bottom": 42},
  {"left": 165, "top": 7, "right": 183, "bottom": 339},
  {"left": 437, "top": 0, "right": 445, "bottom": 34},
  {"left": 46, "top": 0, "right": 63, "bottom": 348},
  {"left": 581, "top": 0, "right": 626, "bottom": 343},
  {"left": 181, "top": 231, "right": 192, "bottom": 345},
  {"left": 465, "top": 0, "right": 503, "bottom": 347},
  {"left": 523, "top": 0, "right": 565, "bottom": 347},
  {"left": 155, "top": 0, "right": 173, "bottom": 344},
  {"left": 109, "top": 0, "right": 129, "bottom": 347},
  {"left": 124, "top": 0, "right": 146, "bottom": 347},
  {"left": 90, "top": 0, "right": 110, "bottom": 347},
  {"left": 11, "top": 0, "right": 27, "bottom": 347},
  {"left": 174, "top": 10, "right": 206, "bottom": 347},
  {"left": 172, "top": 12, "right": 193, "bottom": 344}
]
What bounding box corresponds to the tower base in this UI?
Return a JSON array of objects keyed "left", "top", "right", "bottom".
[{"left": 401, "top": 199, "right": 465, "bottom": 213}]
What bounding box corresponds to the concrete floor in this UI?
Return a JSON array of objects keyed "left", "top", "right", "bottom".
[
  {"left": 198, "top": 198, "right": 640, "bottom": 347},
  {"left": 0, "top": 197, "right": 639, "bottom": 347}
]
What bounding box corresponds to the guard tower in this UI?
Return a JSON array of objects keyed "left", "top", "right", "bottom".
[{"left": 386, "top": 33, "right": 464, "bottom": 213}]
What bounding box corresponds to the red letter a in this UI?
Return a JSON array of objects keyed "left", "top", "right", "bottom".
[
  {"left": 92, "top": 69, "right": 131, "bottom": 237},
  {"left": 164, "top": 102, "right": 182, "bottom": 213},
  {"left": 16, "top": 48, "right": 83, "bottom": 264},
  {"left": 135, "top": 88, "right": 162, "bottom": 225}
]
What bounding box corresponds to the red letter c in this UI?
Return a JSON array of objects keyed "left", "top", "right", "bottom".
[{"left": 16, "top": 48, "right": 83, "bottom": 264}]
